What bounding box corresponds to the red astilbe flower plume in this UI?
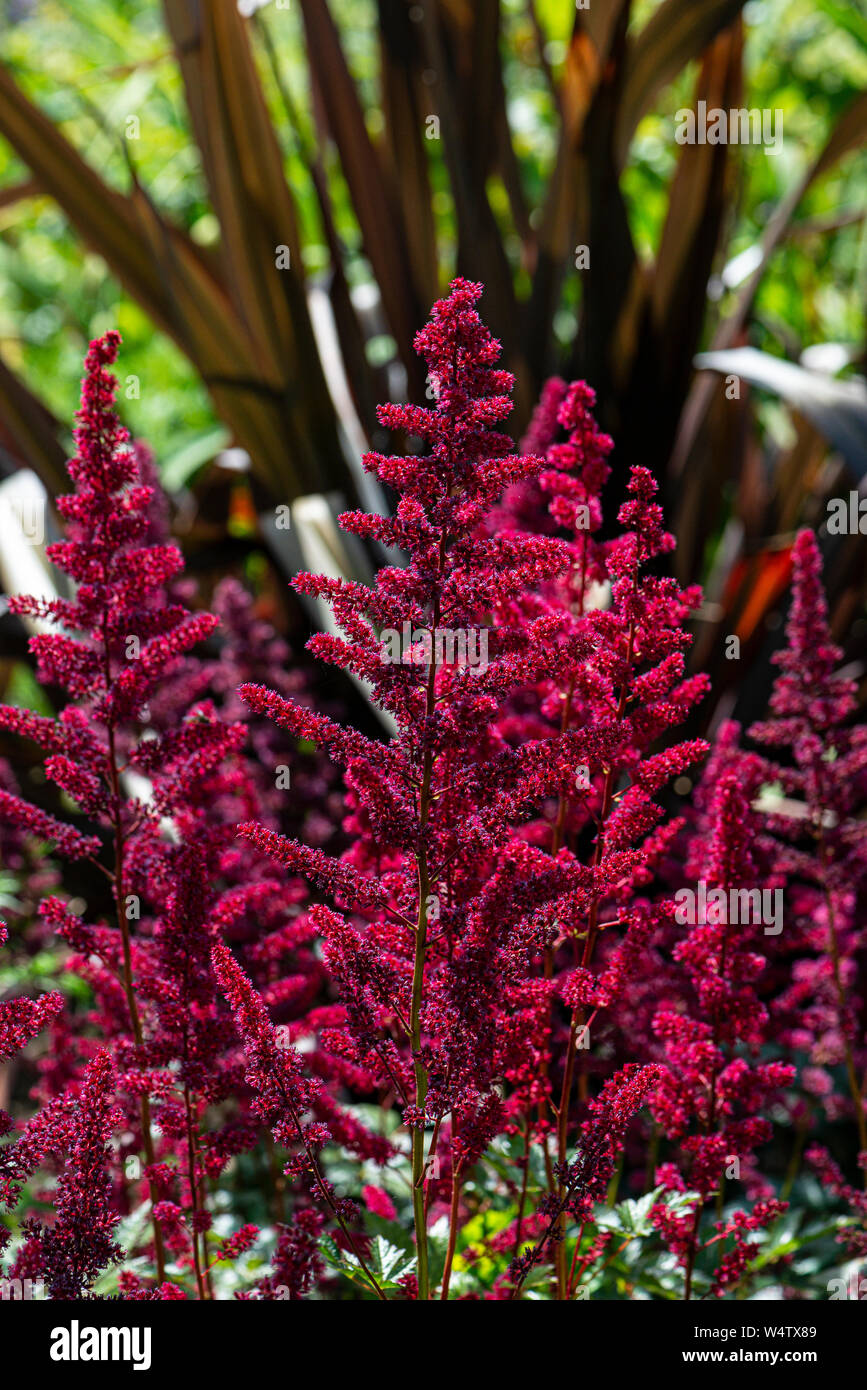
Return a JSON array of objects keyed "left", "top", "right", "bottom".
[
  {"left": 6, "top": 333, "right": 216, "bottom": 725},
  {"left": 0, "top": 332, "right": 228, "bottom": 884},
  {"left": 0, "top": 924, "right": 64, "bottom": 1068},
  {"left": 211, "top": 941, "right": 386, "bottom": 1300},
  {"left": 0, "top": 335, "right": 235, "bottom": 903},
  {"left": 209, "top": 577, "right": 344, "bottom": 848},
  {"left": 235, "top": 279, "right": 627, "bottom": 1299},
  {"left": 508, "top": 1062, "right": 662, "bottom": 1294},
  {"left": 497, "top": 431, "right": 708, "bottom": 1296},
  {"left": 540, "top": 380, "right": 614, "bottom": 593},
  {"left": 499, "top": 412, "right": 708, "bottom": 1026},
  {"left": 211, "top": 940, "right": 326, "bottom": 1163},
  {"left": 749, "top": 532, "right": 867, "bottom": 1117},
  {"left": 651, "top": 771, "right": 793, "bottom": 1298},
  {"left": 520, "top": 376, "right": 568, "bottom": 457},
  {"left": 32, "top": 1051, "right": 123, "bottom": 1299},
  {"left": 805, "top": 1145, "right": 867, "bottom": 1258},
  {"left": 493, "top": 375, "right": 568, "bottom": 536},
  {"left": 750, "top": 529, "right": 859, "bottom": 765},
  {"left": 0, "top": 332, "right": 245, "bottom": 1286},
  {"left": 748, "top": 529, "right": 867, "bottom": 1235},
  {"left": 241, "top": 1209, "right": 325, "bottom": 1301},
  {"left": 0, "top": 923, "right": 64, "bottom": 1236}
]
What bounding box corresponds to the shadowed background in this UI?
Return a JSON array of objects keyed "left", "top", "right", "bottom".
[{"left": 0, "top": 0, "right": 865, "bottom": 741}]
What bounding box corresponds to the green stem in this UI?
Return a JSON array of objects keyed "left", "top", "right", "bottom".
[
  {"left": 102, "top": 615, "right": 166, "bottom": 1286},
  {"left": 410, "top": 864, "right": 431, "bottom": 1301},
  {"left": 440, "top": 1162, "right": 463, "bottom": 1299}
]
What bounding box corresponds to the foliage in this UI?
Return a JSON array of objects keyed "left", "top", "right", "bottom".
[{"left": 0, "top": 0, "right": 864, "bottom": 513}]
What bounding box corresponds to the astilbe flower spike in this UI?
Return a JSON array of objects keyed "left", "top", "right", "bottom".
[
  {"left": 0, "top": 923, "right": 65, "bottom": 1234},
  {"left": 496, "top": 398, "right": 709, "bottom": 1293},
  {"left": 0, "top": 924, "right": 64, "bottom": 1068},
  {"left": 248, "top": 1210, "right": 324, "bottom": 1301},
  {"left": 0, "top": 333, "right": 244, "bottom": 1287},
  {"left": 34, "top": 1051, "right": 123, "bottom": 1299},
  {"left": 235, "top": 279, "right": 643, "bottom": 1298},
  {"left": 651, "top": 770, "right": 794, "bottom": 1297},
  {"left": 209, "top": 577, "right": 343, "bottom": 847},
  {"left": 748, "top": 529, "right": 867, "bottom": 1243},
  {"left": 211, "top": 941, "right": 386, "bottom": 1299},
  {"left": 508, "top": 1062, "right": 662, "bottom": 1296}
]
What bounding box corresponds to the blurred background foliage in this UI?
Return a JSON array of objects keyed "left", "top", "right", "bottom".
[{"left": 0, "top": 0, "right": 865, "bottom": 732}]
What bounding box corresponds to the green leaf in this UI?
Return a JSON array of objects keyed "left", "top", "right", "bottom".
[
  {"left": 160, "top": 424, "right": 231, "bottom": 491},
  {"left": 318, "top": 1230, "right": 413, "bottom": 1293},
  {"left": 814, "top": 0, "right": 867, "bottom": 52},
  {"left": 596, "top": 1185, "right": 698, "bottom": 1239}
]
